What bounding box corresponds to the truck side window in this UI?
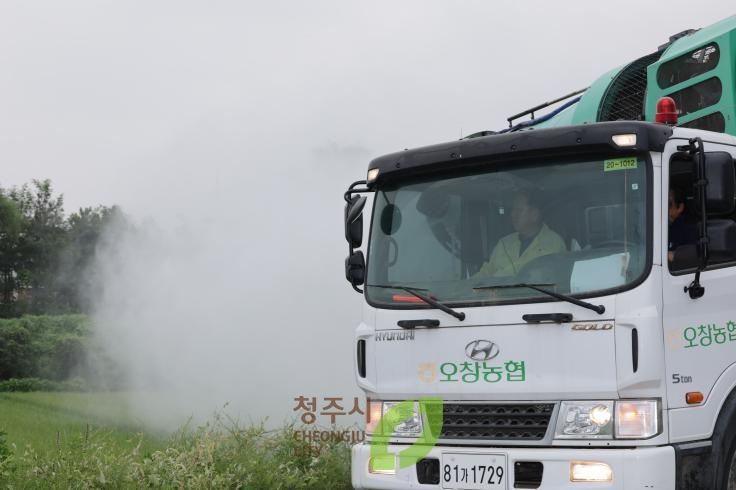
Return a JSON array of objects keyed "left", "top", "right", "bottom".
[{"left": 669, "top": 155, "right": 736, "bottom": 272}]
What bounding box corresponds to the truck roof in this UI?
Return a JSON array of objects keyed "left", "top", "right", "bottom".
[{"left": 367, "top": 121, "right": 673, "bottom": 186}]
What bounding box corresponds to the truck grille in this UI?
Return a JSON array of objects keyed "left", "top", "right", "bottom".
[{"left": 428, "top": 403, "right": 554, "bottom": 441}]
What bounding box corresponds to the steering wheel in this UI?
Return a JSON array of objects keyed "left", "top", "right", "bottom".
[{"left": 516, "top": 252, "right": 571, "bottom": 284}]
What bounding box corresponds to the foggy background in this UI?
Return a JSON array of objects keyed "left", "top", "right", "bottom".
[{"left": 0, "top": 1, "right": 732, "bottom": 430}]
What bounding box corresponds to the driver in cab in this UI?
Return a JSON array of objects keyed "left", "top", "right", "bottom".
[{"left": 474, "top": 189, "right": 566, "bottom": 278}]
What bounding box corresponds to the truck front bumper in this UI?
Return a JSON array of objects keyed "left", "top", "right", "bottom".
[{"left": 351, "top": 442, "right": 675, "bottom": 489}]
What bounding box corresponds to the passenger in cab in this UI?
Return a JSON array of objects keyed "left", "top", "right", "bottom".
[
  {"left": 668, "top": 187, "right": 698, "bottom": 264},
  {"left": 475, "top": 189, "right": 566, "bottom": 278}
]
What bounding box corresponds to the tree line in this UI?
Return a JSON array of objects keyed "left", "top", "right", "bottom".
[{"left": 0, "top": 179, "right": 125, "bottom": 317}]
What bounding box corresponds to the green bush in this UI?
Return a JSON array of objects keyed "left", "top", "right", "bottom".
[
  {"left": 0, "top": 377, "right": 90, "bottom": 392},
  {"left": 0, "top": 378, "right": 57, "bottom": 392},
  {"left": 0, "top": 323, "right": 32, "bottom": 379},
  {"left": 0, "top": 315, "right": 104, "bottom": 389}
]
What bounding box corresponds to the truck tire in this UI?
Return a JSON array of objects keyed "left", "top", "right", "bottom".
[
  {"left": 728, "top": 450, "right": 736, "bottom": 489},
  {"left": 721, "top": 436, "right": 736, "bottom": 490},
  {"left": 714, "top": 389, "right": 736, "bottom": 489}
]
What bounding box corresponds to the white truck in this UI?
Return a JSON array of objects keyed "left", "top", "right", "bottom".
[{"left": 343, "top": 16, "right": 736, "bottom": 490}]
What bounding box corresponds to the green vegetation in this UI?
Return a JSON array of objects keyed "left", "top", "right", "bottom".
[
  {"left": 0, "top": 392, "right": 153, "bottom": 455},
  {"left": 0, "top": 392, "right": 352, "bottom": 489},
  {"left": 0, "top": 179, "right": 126, "bottom": 318},
  {"left": 0, "top": 315, "right": 117, "bottom": 391},
  {"left": 0, "top": 182, "right": 353, "bottom": 487}
]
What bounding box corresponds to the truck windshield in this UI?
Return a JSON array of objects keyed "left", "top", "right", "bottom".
[{"left": 366, "top": 155, "right": 649, "bottom": 307}]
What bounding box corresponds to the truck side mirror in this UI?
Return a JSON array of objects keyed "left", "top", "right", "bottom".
[
  {"left": 704, "top": 152, "right": 735, "bottom": 215},
  {"left": 683, "top": 144, "right": 734, "bottom": 299},
  {"left": 345, "top": 251, "right": 365, "bottom": 287},
  {"left": 345, "top": 196, "right": 367, "bottom": 248}
]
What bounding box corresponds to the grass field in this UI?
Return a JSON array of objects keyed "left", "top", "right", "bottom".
[
  {"left": 0, "top": 392, "right": 351, "bottom": 489},
  {"left": 0, "top": 392, "right": 164, "bottom": 457}
]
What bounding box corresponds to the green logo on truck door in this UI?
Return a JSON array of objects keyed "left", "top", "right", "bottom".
[{"left": 683, "top": 321, "right": 736, "bottom": 348}]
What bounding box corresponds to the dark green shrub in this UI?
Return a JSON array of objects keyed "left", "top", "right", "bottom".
[
  {"left": 0, "top": 315, "right": 95, "bottom": 387},
  {"left": 0, "top": 377, "right": 88, "bottom": 392},
  {"left": 0, "top": 378, "right": 58, "bottom": 392},
  {"left": 0, "top": 324, "right": 32, "bottom": 379}
]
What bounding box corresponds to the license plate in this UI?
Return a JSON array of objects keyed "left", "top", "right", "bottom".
[{"left": 440, "top": 452, "right": 507, "bottom": 489}]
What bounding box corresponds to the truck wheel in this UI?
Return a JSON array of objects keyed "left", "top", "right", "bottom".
[
  {"left": 713, "top": 390, "right": 736, "bottom": 490},
  {"left": 728, "top": 447, "right": 736, "bottom": 489},
  {"left": 722, "top": 431, "right": 736, "bottom": 490}
]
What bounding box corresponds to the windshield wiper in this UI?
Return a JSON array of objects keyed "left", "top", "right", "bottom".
[
  {"left": 473, "top": 282, "right": 605, "bottom": 315},
  {"left": 367, "top": 284, "right": 466, "bottom": 321}
]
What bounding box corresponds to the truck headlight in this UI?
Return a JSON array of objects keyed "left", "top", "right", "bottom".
[
  {"left": 556, "top": 401, "right": 613, "bottom": 439},
  {"left": 381, "top": 401, "right": 423, "bottom": 437},
  {"left": 555, "top": 400, "right": 660, "bottom": 440},
  {"left": 365, "top": 400, "right": 423, "bottom": 437}
]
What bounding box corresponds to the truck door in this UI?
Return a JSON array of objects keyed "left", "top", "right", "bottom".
[{"left": 662, "top": 140, "right": 736, "bottom": 442}]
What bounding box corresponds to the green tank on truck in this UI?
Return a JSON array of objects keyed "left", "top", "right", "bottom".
[{"left": 343, "top": 15, "right": 736, "bottom": 490}]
